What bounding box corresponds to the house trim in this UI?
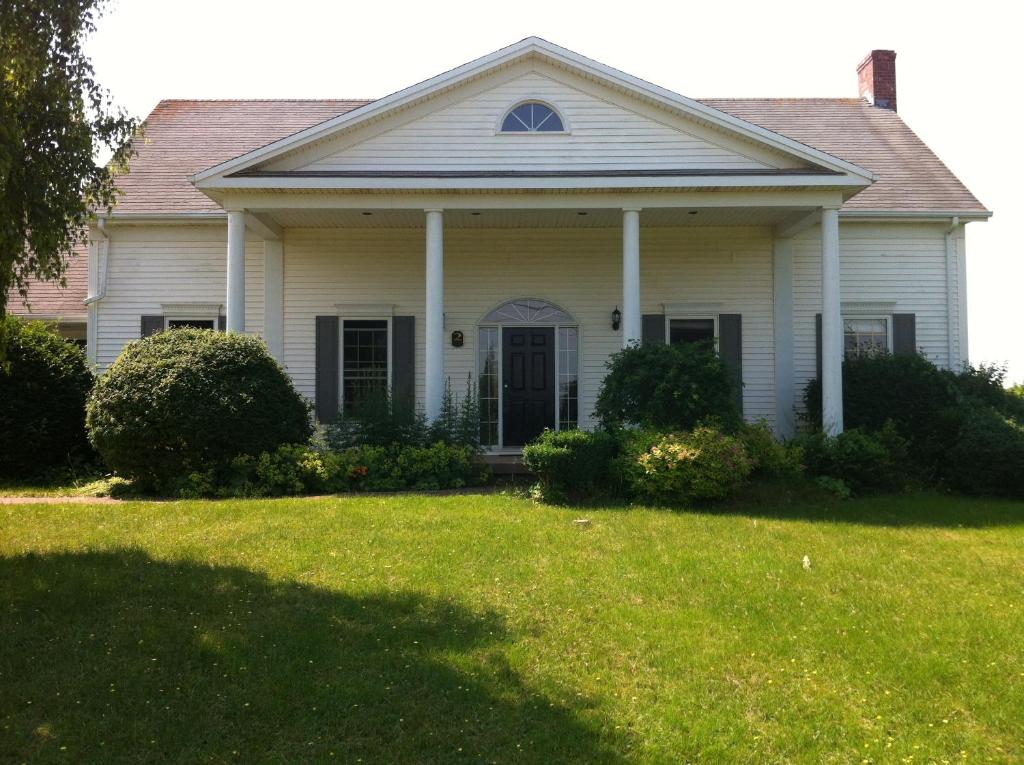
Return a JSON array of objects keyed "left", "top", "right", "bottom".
[{"left": 192, "top": 38, "right": 876, "bottom": 187}]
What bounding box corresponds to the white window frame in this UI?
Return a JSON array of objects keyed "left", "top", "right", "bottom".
[
  {"left": 842, "top": 314, "right": 892, "bottom": 358},
  {"left": 494, "top": 99, "right": 571, "bottom": 135},
  {"left": 476, "top": 299, "right": 581, "bottom": 452},
  {"left": 665, "top": 314, "right": 720, "bottom": 351},
  {"left": 164, "top": 316, "right": 217, "bottom": 330},
  {"left": 338, "top": 316, "right": 393, "bottom": 415},
  {"left": 161, "top": 302, "right": 221, "bottom": 331}
]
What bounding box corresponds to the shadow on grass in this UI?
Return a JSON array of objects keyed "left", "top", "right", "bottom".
[
  {"left": 713, "top": 482, "right": 1024, "bottom": 529},
  {"left": 0, "top": 551, "right": 626, "bottom": 764}
]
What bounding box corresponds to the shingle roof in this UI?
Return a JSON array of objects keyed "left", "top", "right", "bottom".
[
  {"left": 8, "top": 243, "right": 88, "bottom": 320},
  {"left": 112, "top": 96, "right": 986, "bottom": 215},
  {"left": 700, "top": 98, "right": 986, "bottom": 213},
  {"left": 114, "top": 100, "right": 371, "bottom": 214}
]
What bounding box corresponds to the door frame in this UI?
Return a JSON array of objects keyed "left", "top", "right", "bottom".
[{"left": 477, "top": 299, "right": 580, "bottom": 452}]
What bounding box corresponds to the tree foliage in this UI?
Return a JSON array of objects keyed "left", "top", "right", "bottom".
[{"left": 0, "top": 0, "right": 136, "bottom": 318}]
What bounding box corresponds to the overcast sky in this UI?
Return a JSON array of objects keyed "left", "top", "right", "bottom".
[{"left": 85, "top": 0, "right": 1021, "bottom": 382}]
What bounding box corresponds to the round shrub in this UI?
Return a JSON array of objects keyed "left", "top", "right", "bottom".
[
  {"left": 0, "top": 317, "right": 94, "bottom": 478},
  {"left": 737, "top": 421, "right": 803, "bottom": 479},
  {"left": 620, "top": 427, "right": 752, "bottom": 505},
  {"left": 943, "top": 407, "right": 1024, "bottom": 498},
  {"left": 595, "top": 341, "right": 740, "bottom": 432},
  {"left": 522, "top": 428, "right": 619, "bottom": 503},
  {"left": 86, "top": 328, "right": 311, "bottom": 490}
]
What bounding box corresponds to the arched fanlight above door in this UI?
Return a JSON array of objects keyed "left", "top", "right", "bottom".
[{"left": 482, "top": 297, "right": 575, "bottom": 324}]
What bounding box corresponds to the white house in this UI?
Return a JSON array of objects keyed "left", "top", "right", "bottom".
[{"left": 86, "top": 38, "right": 989, "bottom": 447}]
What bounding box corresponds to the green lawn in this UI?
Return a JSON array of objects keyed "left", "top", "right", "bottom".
[{"left": 2, "top": 492, "right": 1022, "bottom": 763}]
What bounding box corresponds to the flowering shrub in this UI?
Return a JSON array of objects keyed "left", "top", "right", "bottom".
[{"left": 622, "top": 427, "right": 753, "bottom": 505}]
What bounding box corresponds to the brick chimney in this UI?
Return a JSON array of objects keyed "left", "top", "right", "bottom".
[{"left": 857, "top": 50, "right": 897, "bottom": 111}]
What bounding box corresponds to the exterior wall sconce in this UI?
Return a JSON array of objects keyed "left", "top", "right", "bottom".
[
  {"left": 451, "top": 330, "right": 464, "bottom": 347},
  {"left": 611, "top": 306, "right": 621, "bottom": 331}
]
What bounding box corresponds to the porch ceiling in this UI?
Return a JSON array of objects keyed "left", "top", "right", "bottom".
[{"left": 259, "top": 206, "right": 809, "bottom": 229}]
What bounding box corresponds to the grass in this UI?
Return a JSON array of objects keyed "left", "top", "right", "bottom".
[{"left": 1, "top": 491, "right": 1022, "bottom": 763}]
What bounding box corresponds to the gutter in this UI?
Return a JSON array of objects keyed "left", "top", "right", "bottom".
[
  {"left": 84, "top": 218, "right": 108, "bottom": 306},
  {"left": 946, "top": 215, "right": 961, "bottom": 369}
]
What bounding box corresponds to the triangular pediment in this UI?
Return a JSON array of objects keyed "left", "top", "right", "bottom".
[{"left": 194, "top": 38, "right": 873, "bottom": 188}]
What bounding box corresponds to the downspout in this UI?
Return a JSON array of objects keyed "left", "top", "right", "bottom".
[
  {"left": 84, "top": 218, "right": 109, "bottom": 365},
  {"left": 945, "top": 215, "right": 961, "bottom": 370}
]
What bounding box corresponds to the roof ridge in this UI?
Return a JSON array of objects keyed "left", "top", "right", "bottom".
[{"left": 155, "top": 98, "right": 376, "bottom": 104}]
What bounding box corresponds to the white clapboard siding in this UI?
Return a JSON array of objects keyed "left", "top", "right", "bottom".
[
  {"left": 294, "top": 70, "right": 793, "bottom": 174},
  {"left": 93, "top": 221, "right": 961, "bottom": 435},
  {"left": 791, "top": 222, "right": 955, "bottom": 413},
  {"left": 281, "top": 226, "right": 776, "bottom": 427},
  {"left": 95, "top": 225, "right": 264, "bottom": 369}
]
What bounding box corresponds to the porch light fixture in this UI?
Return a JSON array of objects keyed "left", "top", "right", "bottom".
[{"left": 611, "top": 306, "right": 621, "bottom": 331}]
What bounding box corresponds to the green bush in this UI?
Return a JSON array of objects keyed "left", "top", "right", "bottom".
[
  {"left": 794, "top": 425, "right": 907, "bottom": 495},
  {"left": 595, "top": 341, "right": 741, "bottom": 432},
  {"left": 804, "top": 353, "right": 957, "bottom": 473},
  {"left": 951, "top": 363, "right": 1024, "bottom": 422},
  {"left": 522, "top": 428, "right": 619, "bottom": 503},
  {"left": 620, "top": 427, "right": 753, "bottom": 505},
  {"left": 86, "top": 328, "right": 312, "bottom": 490},
  {"left": 177, "top": 441, "right": 486, "bottom": 498},
  {"left": 943, "top": 407, "right": 1024, "bottom": 498},
  {"left": 737, "top": 421, "right": 803, "bottom": 479},
  {"left": 0, "top": 317, "right": 94, "bottom": 478}
]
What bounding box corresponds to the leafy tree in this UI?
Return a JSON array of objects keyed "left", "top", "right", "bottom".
[{"left": 0, "top": 0, "right": 136, "bottom": 320}]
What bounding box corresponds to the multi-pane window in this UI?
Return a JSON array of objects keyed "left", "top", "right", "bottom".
[
  {"left": 478, "top": 327, "right": 500, "bottom": 446},
  {"left": 844, "top": 318, "right": 889, "bottom": 358},
  {"left": 670, "top": 318, "right": 715, "bottom": 345},
  {"left": 558, "top": 327, "right": 579, "bottom": 430},
  {"left": 167, "top": 318, "right": 215, "bottom": 330},
  {"left": 500, "top": 102, "right": 564, "bottom": 132},
  {"left": 342, "top": 320, "right": 388, "bottom": 415}
]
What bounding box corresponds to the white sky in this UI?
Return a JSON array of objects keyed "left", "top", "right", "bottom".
[{"left": 86, "top": 0, "right": 1022, "bottom": 382}]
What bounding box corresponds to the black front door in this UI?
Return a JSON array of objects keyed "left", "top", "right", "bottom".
[{"left": 502, "top": 326, "right": 555, "bottom": 446}]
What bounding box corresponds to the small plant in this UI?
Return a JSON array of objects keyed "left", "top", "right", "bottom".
[
  {"left": 595, "top": 341, "right": 741, "bottom": 433},
  {"left": 620, "top": 427, "right": 753, "bottom": 505},
  {"left": 326, "top": 374, "right": 481, "bottom": 451},
  {"left": 522, "top": 428, "right": 619, "bottom": 503}
]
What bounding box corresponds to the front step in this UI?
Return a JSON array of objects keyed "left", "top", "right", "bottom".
[{"left": 482, "top": 453, "right": 532, "bottom": 477}]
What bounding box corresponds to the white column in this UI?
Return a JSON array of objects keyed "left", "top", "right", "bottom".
[
  {"left": 226, "top": 210, "right": 246, "bottom": 333},
  {"left": 772, "top": 236, "right": 795, "bottom": 439},
  {"left": 820, "top": 207, "right": 844, "bottom": 436},
  {"left": 622, "top": 208, "right": 642, "bottom": 347},
  {"left": 263, "top": 238, "right": 284, "bottom": 360},
  {"left": 425, "top": 209, "right": 445, "bottom": 421}
]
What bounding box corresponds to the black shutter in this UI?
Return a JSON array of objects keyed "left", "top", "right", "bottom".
[
  {"left": 315, "top": 316, "right": 340, "bottom": 423},
  {"left": 815, "top": 313, "right": 823, "bottom": 381},
  {"left": 718, "top": 314, "right": 743, "bottom": 414},
  {"left": 217, "top": 316, "right": 226, "bottom": 332},
  {"left": 641, "top": 314, "right": 665, "bottom": 345},
  {"left": 391, "top": 316, "right": 415, "bottom": 412},
  {"left": 892, "top": 314, "right": 916, "bottom": 355},
  {"left": 140, "top": 315, "right": 164, "bottom": 337}
]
